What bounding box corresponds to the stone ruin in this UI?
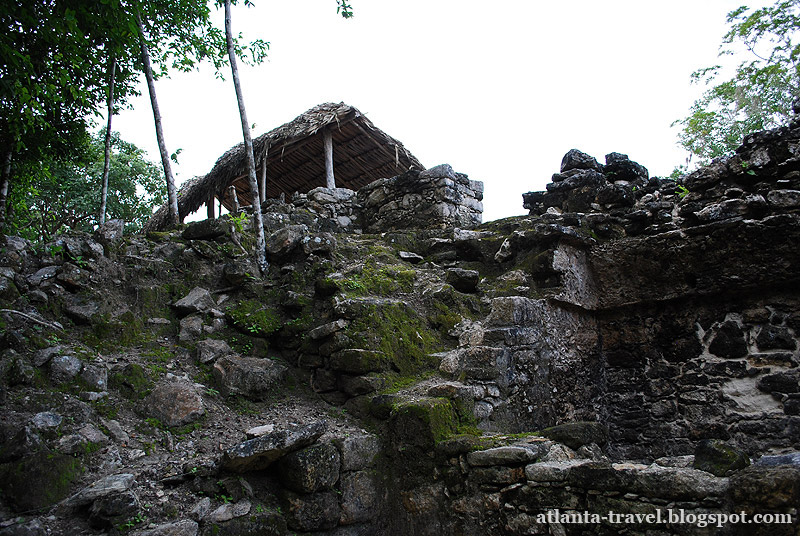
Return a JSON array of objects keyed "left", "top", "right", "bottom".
[
  {"left": 231, "top": 163, "right": 484, "bottom": 237},
  {"left": 1, "top": 117, "right": 799, "bottom": 536}
]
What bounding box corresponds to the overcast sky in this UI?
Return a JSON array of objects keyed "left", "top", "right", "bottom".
[{"left": 113, "top": 0, "right": 769, "bottom": 222}]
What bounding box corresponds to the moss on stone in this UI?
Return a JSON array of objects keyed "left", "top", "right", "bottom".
[
  {"left": 226, "top": 300, "right": 282, "bottom": 338},
  {"left": 390, "top": 397, "right": 459, "bottom": 446},
  {"left": 341, "top": 259, "right": 416, "bottom": 297},
  {"left": 346, "top": 303, "right": 442, "bottom": 376},
  {"left": 109, "top": 363, "right": 153, "bottom": 400},
  {"left": 0, "top": 451, "right": 83, "bottom": 512}
]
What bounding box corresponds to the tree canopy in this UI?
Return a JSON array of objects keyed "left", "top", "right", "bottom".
[
  {"left": 674, "top": 0, "right": 800, "bottom": 165},
  {"left": 9, "top": 130, "right": 165, "bottom": 242}
]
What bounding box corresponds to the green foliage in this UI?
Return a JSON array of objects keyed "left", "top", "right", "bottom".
[
  {"left": 674, "top": 0, "right": 800, "bottom": 164},
  {"left": 9, "top": 130, "right": 165, "bottom": 241}
]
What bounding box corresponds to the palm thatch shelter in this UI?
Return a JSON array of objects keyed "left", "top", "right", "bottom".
[{"left": 144, "top": 102, "right": 423, "bottom": 231}]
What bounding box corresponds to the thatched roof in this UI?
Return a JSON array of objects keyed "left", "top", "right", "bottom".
[{"left": 144, "top": 102, "right": 423, "bottom": 231}]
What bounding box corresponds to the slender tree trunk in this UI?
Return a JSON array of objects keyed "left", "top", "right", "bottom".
[
  {"left": 0, "top": 149, "right": 11, "bottom": 225},
  {"left": 99, "top": 57, "right": 116, "bottom": 226},
  {"left": 137, "top": 12, "right": 180, "bottom": 227},
  {"left": 225, "top": 0, "right": 267, "bottom": 273}
]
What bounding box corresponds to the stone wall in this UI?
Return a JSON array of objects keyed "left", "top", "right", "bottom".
[
  {"left": 357, "top": 164, "right": 484, "bottom": 233},
  {"left": 510, "top": 119, "right": 800, "bottom": 460},
  {"left": 381, "top": 425, "right": 800, "bottom": 536},
  {"left": 233, "top": 163, "right": 483, "bottom": 235}
]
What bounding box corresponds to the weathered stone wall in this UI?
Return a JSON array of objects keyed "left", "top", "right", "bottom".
[
  {"left": 514, "top": 120, "right": 800, "bottom": 460},
  {"left": 358, "top": 164, "right": 483, "bottom": 233}
]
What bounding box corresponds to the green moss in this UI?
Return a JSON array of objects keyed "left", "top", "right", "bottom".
[
  {"left": 341, "top": 259, "right": 416, "bottom": 297},
  {"left": 225, "top": 300, "right": 281, "bottom": 338},
  {"left": 346, "top": 303, "right": 442, "bottom": 376},
  {"left": 109, "top": 363, "right": 153, "bottom": 400},
  {"left": 428, "top": 302, "right": 463, "bottom": 335},
  {"left": 83, "top": 311, "right": 150, "bottom": 352},
  {"left": 391, "top": 397, "right": 459, "bottom": 445}
]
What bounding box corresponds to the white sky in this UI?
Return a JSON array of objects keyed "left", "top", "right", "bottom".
[{"left": 113, "top": 0, "right": 769, "bottom": 222}]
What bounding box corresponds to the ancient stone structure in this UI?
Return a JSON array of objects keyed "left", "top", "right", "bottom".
[{"left": 0, "top": 117, "right": 798, "bottom": 535}]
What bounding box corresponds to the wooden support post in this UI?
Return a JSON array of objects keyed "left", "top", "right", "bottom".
[
  {"left": 259, "top": 144, "right": 268, "bottom": 203},
  {"left": 207, "top": 193, "right": 216, "bottom": 219},
  {"left": 323, "top": 130, "right": 335, "bottom": 189},
  {"left": 228, "top": 185, "right": 240, "bottom": 213}
]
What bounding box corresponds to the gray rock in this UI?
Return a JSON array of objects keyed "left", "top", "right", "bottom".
[
  {"left": 0, "top": 426, "right": 44, "bottom": 462},
  {"left": 189, "top": 497, "right": 211, "bottom": 521},
  {"left": 398, "top": 250, "right": 424, "bottom": 264},
  {"left": 766, "top": 189, "right": 800, "bottom": 208},
  {"left": 0, "top": 519, "right": 46, "bottom": 536},
  {"left": 302, "top": 232, "right": 336, "bottom": 255},
  {"left": 88, "top": 489, "right": 140, "bottom": 529},
  {"left": 604, "top": 152, "right": 648, "bottom": 183},
  {"left": 173, "top": 287, "right": 215, "bottom": 316},
  {"left": 78, "top": 423, "right": 109, "bottom": 444},
  {"left": 58, "top": 433, "right": 89, "bottom": 455},
  {"left": 213, "top": 355, "right": 287, "bottom": 400},
  {"left": 538, "top": 422, "right": 608, "bottom": 450},
  {"left": 65, "top": 473, "right": 136, "bottom": 507},
  {"left": 95, "top": 219, "right": 125, "bottom": 243},
  {"left": 142, "top": 381, "right": 205, "bottom": 427},
  {"left": 308, "top": 319, "right": 349, "bottom": 340},
  {"left": 755, "top": 452, "right": 800, "bottom": 466},
  {"left": 102, "top": 419, "right": 130, "bottom": 444},
  {"left": 31, "top": 412, "right": 62, "bottom": 429},
  {"left": 131, "top": 520, "right": 198, "bottom": 536},
  {"left": 467, "top": 445, "right": 540, "bottom": 467},
  {"left": 560, "top": 149, "right": 603, "bottom": 173},
  {"left": 339, "top": 471, "right": 379, "bottom": 525},
  {"left": 182, "top": 219, "right": 230, "bottom": 240},
  {"left": 204, "top": 499, "right": 251, "bottom": 523},
  {"left": 446, "top": 268, "right": 479, "bottom": 293},
  {"left": 80, "top": 363, "right": 108, "bottom": 391},
  {"left": 221, "top": 421, "right": 327, "bottom": 472},
  {"left": 33, "top": 345, "right": 64, "bottom": 367},
  {"left": 266, "top": 225, "right": 308, "bottom": 258},
  {"left": 277, "top": 442, "right": 340, "bottom": 493},
  {"left": 26, "top": 266, "right": 58, "bottom": 287},
  {"left": 333, "top": 434, "right": 380, "bottom": 471},
  {"left": 283, "top": 490, "right": 340, "bottom": 532},
  {"left": 179, "top": 315, "right": 204, "bottom": 342},
  {"left": 196, "top": 338, "right": 232, "bottom": 364},
  {"left": 419, "top": 164, "right": 457, "bottom": 180},
  {"left": 245, "top": 424, "right": 275, "bottom": 438},
  {"left": 65, "top": 301, "right": 99, "bottom": 324},
  {"left": 50, "top": 354, "right": 83, "bottom": 383}
]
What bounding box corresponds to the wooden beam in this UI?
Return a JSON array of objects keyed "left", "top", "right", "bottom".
[
  {"left": 323, "top": 129, "right": 335, "bottom": 189},
  {"left": 351, "top": 121, "right": 403, "bottom": 172},
  {"left": 207, "top": 193, "right": 216, "bottom": 219}
]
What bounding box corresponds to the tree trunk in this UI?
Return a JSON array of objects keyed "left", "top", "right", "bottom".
[
  {"left": 137, "top": 12, "right": 180, "bottom": 227},
  {"left": 225, "top": 0, "right": 267, "bottom": 273},
  {"left": 99, "top": 57, "right": 116, "bottom": 226},
  {"left": 0, "top": 149, "right": 11, "bottom": 225}
]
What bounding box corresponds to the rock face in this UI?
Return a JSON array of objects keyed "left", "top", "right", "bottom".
[
  {"left": 142, "top": 381, "right": 205, "bottom": 427},
  {"left": 221, "top": 421, "right": 327, "bottom": 472},
  {"left": 212, "top": 355, "right": 287, "bottom": 400}
]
